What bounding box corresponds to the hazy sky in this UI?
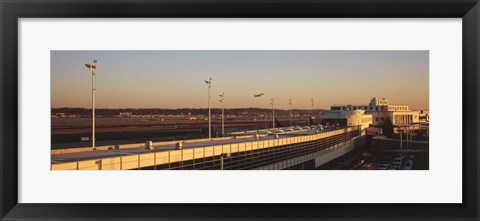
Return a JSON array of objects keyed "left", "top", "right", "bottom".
[{"left": 51, "top": 50, "right": 429, "bottom": 110}]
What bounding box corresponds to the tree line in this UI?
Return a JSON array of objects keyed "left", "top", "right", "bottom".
[{"left": 51, "top": 107, "right": 327, "bottom": 117}]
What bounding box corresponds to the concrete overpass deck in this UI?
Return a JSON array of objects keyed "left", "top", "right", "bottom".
[
  {"left": 51, "top": 128, "right": 332, "bottom": 163},
  {"left": 51, "top": 126, "right": 360, "bottom": 170}
]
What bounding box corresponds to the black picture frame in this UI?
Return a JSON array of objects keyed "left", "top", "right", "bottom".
[{"left": 1, "top": 0, "right": 479, "bottom": 220}]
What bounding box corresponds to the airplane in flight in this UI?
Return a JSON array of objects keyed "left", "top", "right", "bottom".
[
  {"left": 204, "top": 78, "right": 212, "bottom": 85},
  {"left": 254, "top": 93, "right": 264, "bottom": 97}
]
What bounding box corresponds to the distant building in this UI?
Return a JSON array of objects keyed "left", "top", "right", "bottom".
[
  {"left": 51, "top": 113, "right": 80, "bottom": 118},
  {"left": 418, "top": 110, "right": 429, "bottom": 122},
  {"left": 321, "top": 109, "right": 372, "bottom": 130},
  {"left": 330, "top": 97, "right": 420, "bottom": 125},
  {"left": 118, "top": 112, "right": 133, "bottom": 117},
  {"left": 55, "top": 113, "right": 67, "bottom": 118}
]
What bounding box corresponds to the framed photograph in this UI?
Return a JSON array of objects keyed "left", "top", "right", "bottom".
[{"left": 1, "top": 0, "right": 479, "bottom": 220}]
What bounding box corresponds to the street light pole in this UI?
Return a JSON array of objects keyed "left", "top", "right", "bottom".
[
  {"left": 220, "top": 153, "right": 230, "bottom": 170},
  {"left": 399, "top": 127, "right": 403, "bottom": 154},
  {"left": 310, "top": 98, "right": 315, "bottom": 126},
  {"left": 253, "top": 93, "right": 265, "bottom": 129},
  {"left": 406, "top": 125, "right": 409, "bottom": 150},
  {"left": 311, "top": 98, "right": 314, "bottom": 116},
  {"left": 289, "top": 98, "right": 293, "bottom": 127},
  {"left": 219, "top": 92, "right": 225, "bottom": 137},
  {"left": 204, "top": 78, "right": 212, "bottom": 139},
  {"left": 84, "top": 59, "right": 97, "bottom": 150},
  {"left": 220, "top": 155, "right": 224, "bottom": 170},
  {"left": 271, "top": 97, "right": 275, "bottom": 129},
  {"left": 92, "top": 70, "right": 95, "bottom": 150}
]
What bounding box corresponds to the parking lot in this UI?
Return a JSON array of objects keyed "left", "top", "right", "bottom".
[{"left": 317, "top": 146, "right": 429, "bottom": 170}]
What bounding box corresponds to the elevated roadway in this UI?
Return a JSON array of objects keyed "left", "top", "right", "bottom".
[{"left": 51, "top": 126, "right": 363, "bottom": 170}]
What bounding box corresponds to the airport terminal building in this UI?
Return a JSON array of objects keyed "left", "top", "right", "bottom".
[
  {"left": 329, "top": 97, "right": 421, "bottom": 126},
  {"left": 321, "top": 109, "right": 372, "bottom": 130}
]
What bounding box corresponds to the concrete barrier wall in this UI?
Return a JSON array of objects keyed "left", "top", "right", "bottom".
[
  {"left": 314, "top": 135, "right": 365, "bottom": 168},
  {"left": 51, "top": 134, "right": 271, "bottom": 155},
  {"left": 51, "top": 127, "right": 359, "bottom": 170},
  {"left": 254, "top": 135, "right": 365, "bottom": 170}
]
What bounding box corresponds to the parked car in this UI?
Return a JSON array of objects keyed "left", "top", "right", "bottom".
[
  {"left": 403, "top": 160, "right": 413, "bottom": 170},
  {"left": 392, "top": 158, "right": 403, "bottom": 169},
  {"left": 376, "top": 164, "right": 390, "bottom": 170}
]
